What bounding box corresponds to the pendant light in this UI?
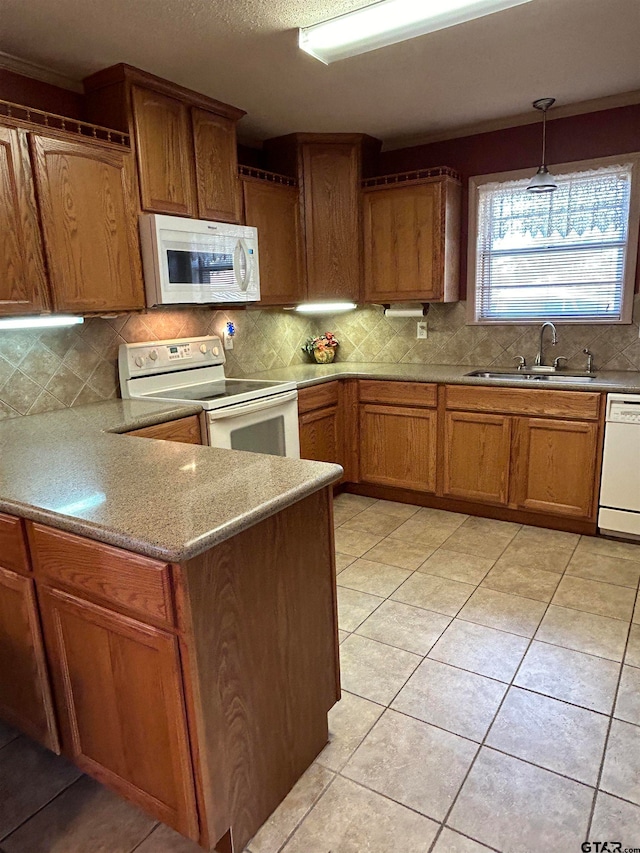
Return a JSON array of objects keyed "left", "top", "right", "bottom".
[{"left": 527, "top": 97, "right": 557, "bottom": 194}]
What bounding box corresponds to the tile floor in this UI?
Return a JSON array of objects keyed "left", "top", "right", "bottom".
[{"left": 2, "top": 494, "right": 640, "bottom": 852}]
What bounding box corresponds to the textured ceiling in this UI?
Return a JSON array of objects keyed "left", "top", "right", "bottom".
[{"left": 1, "top": 0, "right": 639, "bottom": 147}]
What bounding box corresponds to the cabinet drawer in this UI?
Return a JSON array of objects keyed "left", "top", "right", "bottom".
[
  {"left": 359, "top": 380, "right": 437, "bottom": 408},
  {"left": 29, "top": 524, "right": 174, "bottom": 627},
  {"left": 445, "top": 385, "right": 601, "bottom": 420},
  {"left": 0, "top": 513, "right": 30, "bottom": 575},
  {"left": 127, "top": 415, "right": 202, "bottom": 444},
  {"left": 298, "top": 381, "right": 340, "bottom": 414}
]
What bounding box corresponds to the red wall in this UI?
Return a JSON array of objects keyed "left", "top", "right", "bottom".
[
  {"left": 0, "top": 70, "right": 85, "bottom": 119},
  {"left": 379, "top": 104, "right": 640, "bottom": 297}
]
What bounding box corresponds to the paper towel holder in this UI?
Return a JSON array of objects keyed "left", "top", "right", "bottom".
[{"left": 382, "top": 303, "right": 430, "bottom": 318}]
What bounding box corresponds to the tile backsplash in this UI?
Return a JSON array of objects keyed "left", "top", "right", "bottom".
[{"left": 1, "top": 297, "right": 640, "bottom": 419}]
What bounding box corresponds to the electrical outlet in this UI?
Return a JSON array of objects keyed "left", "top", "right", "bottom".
[{"left": 416, "top": 321, "right": 428, "bottom": 340}]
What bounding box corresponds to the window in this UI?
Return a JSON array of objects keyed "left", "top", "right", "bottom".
[{"left": 468, "top": 157, "right": 640, "bottom": 324}]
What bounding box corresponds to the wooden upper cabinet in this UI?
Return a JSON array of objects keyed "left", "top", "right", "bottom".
[
  {"left": 0, "top": 127, "right": 49, "bottom": 315},
  {"left": 512, "top": 417, "right": 599, "bottom": 519},
  {"left": 264, "top": 134, "right": 381, "bottom": 303},
  {"left": 242, "top": 177, "right": 305, "bottom": 305},
  {"left": 131, "top": 86, "right": 196, "bottom": 216},
  {"left": 30, "top": 134, "right": 145, "bottom": 313},
  {"left": 84, "top": 66, "right": 246, "bottom": 223},
  {"left": 363, "top": 176, "right": 461, "bottom": 303},
  {"left": 192, "top": 107, "right": 241, "bottom": 222},
  {"left": 302, "top": 143, "right": 361, "bottom": 301}
]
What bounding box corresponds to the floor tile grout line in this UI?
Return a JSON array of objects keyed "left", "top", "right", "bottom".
[
  {"left": 272, "top": 772, "right": 341, "bottom": 853},
  {"left": 584, "top": 583, "right": 640, "bottom": 841},
  {"left": 0, "top": 772, "right": 84, "bottom": 844},
  {"left": 126, "top": 821, "right": 161, "bottom": 853},
  {"left": 425, "top": 534, "right": 586, "bottom": 853}
]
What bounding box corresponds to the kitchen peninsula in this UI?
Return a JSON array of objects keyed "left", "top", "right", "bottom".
[{"left": 0, "top": 399, "right": 342, "bottom": 852}]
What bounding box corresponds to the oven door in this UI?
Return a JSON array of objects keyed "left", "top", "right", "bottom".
[{"left": 206, "top": 391, "right": 300, "bottom": 458}]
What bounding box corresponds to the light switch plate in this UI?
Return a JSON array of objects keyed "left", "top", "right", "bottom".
[{"left": 416, "top": 321, "right": 428, "bottom": 340}]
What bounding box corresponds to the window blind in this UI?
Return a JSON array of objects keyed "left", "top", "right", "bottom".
[{"left": 474, "top": 164, "right": 633, "bottom": 322}]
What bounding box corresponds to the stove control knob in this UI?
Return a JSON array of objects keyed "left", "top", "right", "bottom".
[
  {"left": 212, "top": 346, "right": 220, "bottom": 356},
  {"left": 199, "top": 344, "right": 208, "bottom": 354},
  {"left": 149, "top": 349, "right": 158, "bottom": 360},
  {"left": 134, "top": 356, "right": 144, "bottom": 368}
]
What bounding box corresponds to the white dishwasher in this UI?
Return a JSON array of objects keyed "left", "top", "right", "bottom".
[{"left": 599, "top": 393, "right": 640, "bottom": 539}]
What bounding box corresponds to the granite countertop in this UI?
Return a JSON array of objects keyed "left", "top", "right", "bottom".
[
  {"left": 0, "top": 399, "right": 342, "bottom": 563},
  {"left": 243, "top": 362, "right": 640, "bottom": 394}
]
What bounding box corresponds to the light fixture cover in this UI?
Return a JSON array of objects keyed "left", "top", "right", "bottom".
[
  {"left": 295, "top": 302, "right": 357, "bottom": 314},
  {"left": 527, "top": 165, "right": 558, "bottom": 194},
  {"left": 299, "top": 0, "right": 533, "bottom": 63},
  {"left": 0, "top": 315, "right": 84, "bottom": 331}
]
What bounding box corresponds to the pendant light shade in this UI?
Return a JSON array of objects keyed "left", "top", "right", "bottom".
[{"left": 527, "top": 97, "right": 557, "bottom": 194}]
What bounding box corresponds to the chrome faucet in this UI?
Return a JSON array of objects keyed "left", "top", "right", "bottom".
[{"left": 535, "top": 322, "right": 558, "bottom": 367}]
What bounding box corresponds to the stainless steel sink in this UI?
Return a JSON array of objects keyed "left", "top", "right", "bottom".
[{"left": 466, "top": 370, "right": 596, "bottom": 383}]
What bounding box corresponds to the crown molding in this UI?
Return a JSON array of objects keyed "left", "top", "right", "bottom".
[
  {"left": 383, "top": 89, "right": 640, "bottom": 151},
  {"left": 0, "top": 51, "right": 84, "bottom": 93}
]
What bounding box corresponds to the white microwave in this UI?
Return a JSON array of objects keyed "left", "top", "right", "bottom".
[{"left": 139, "top": 213, "right": 260, "bottom": 306}]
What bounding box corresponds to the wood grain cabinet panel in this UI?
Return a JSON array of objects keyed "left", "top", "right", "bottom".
[
  {"left": 443, "top": 411, "right": 512, "bottom": 505},
  {"left": 297, "top": 381, "right": 340, "bottom": 415},
  {"left": 513, "top": 417, "right": 599, "bottom": 518},
  {"left": 0, "top": 566, "right": 59, "bottom": 752},
  {"left": 29, "top": 523, "right": 174, "bottom": 628},
  {"left": 360, "top": 404, "right": 437, "bottom": 492},
  {"left": 38, "top": 586, "right": 198, "bottom": 840},
  {"left": 359, "top": 380, "right": 437, "bottom": 408},
  {"left": 0, "top": 127, "right": 49, "bottom": 315},
  {"left": 132, "top": 86, "right": 196, "bottom": 216},
  {"left": 299, "top": 406, "right": 342, "bottom": 468},
  {"left": 0, "top": 512, "right": 31, "bottom": 575},
  {"left": 30, "top": 134, "right": 145, "bottom": 313},
  {"left": 127, "top": 415, "right": 202, "bottom": 445},
  {"left": 242, "top": 177, "right": 305, "bottom": 305},
  {"left": 363, "top": 177, "right": 460, "bottom": 303},
  {"left": 192, "top": 107, "right": 241, "bottom": 222},
  {"left": 301, "top": 143, "right": 361, "bottom": 301}
]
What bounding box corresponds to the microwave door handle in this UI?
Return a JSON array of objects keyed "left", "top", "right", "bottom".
[
  {"left": 208, "top": 391, "right": 298, "bottom": 420},
  {"left": 233, "top": 240, "right": 250, "bottom": 292}
]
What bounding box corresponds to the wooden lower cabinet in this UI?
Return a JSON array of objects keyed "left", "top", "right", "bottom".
[
  {"left": 360, "top": 404, "right": 437, "bottom": 492},
  {"left": 38, "top": 584, "right": 199, "bottom": 840},
  {"left": 513, "top": 417, "right": 599, "bottom": 518},
  {"left": 127, "top": 414, "right": 202, "bottom": 444},
  {"left": 443, "top": 411, "right": 512, "bottom": 505},
  {"left": 0, "top": 565, "right": 58, "bottom": 751},
  {"left": 299, "top": 406, "right": 341, "bottom": 467}
]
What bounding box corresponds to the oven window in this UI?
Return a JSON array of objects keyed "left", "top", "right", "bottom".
[
  {"left": 229, "top": 416, "right": 286, "bottom": 456},
  {"left": 167, "top": 250, "right": 234, "bottom": 286}
]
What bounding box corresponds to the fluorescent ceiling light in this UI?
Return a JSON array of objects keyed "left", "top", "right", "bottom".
[
  {"left": 295, "top": 302, "right": 357, "bottom": 314},
  {"left": 0, "top": 315, "right": 84, "bottom": 330},
  {"left": 299, "top": 0, "right": 533, "bottom": 63}
]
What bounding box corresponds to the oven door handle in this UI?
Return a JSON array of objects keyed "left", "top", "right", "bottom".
[{"left": 208, "top": 390, "right": 298, "bottom": 420}]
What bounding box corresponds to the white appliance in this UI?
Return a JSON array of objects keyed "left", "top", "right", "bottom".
[
  {"left": 139, "top": 213, "right": 260, "bottom": 306},
  {"left": 599, "top": 393, "right": 640, "bottom": 539},
  {"left": 119, "top": 336, "right": 300, "bottom": 458}
]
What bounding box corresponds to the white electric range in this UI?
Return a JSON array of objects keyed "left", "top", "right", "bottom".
[{"left": 119, "top": 336, "right": 300, "bottom": 458}]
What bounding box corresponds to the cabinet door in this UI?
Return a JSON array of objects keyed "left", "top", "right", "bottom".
[
  {"left": 30, "top": 135, "right": 145, "bottom": 313},
  {"left": 127, "top": 414, "right": 202, "bottom": 444},
  {"left": 443, "top": 411, "right": 512, "bottom": 505},
  {"left": 39, "top": 586, "right": 198, "bottom": 840},
  {"left": 0, "top": 127, "right": 49, "bottom": 315},
  {"left": 513, "top": 418, "right": 599, "bottom": 518},
  {"left": 132, "top": 86, "right": 196, "bottom": 216},
  {"left": 299, "top": 406, "right": 342, "bottom": 468},
  {"left": 242, "top": 178, "right": 305, "bottom": 305},
  {"left": 192, "top": 107, "right": 240, "bottom": 222},
  {"left": 302, "top": 143, "right": 361, "bottom": 301},
  {"left": 360, "top": 404, "right": 437, "bottom": 492},
  {"left": 363, "top": 182, "right": 442, "bottom": 303},
  {"left": 0, "top": 566, "right": 58, "bottom": 751}
]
